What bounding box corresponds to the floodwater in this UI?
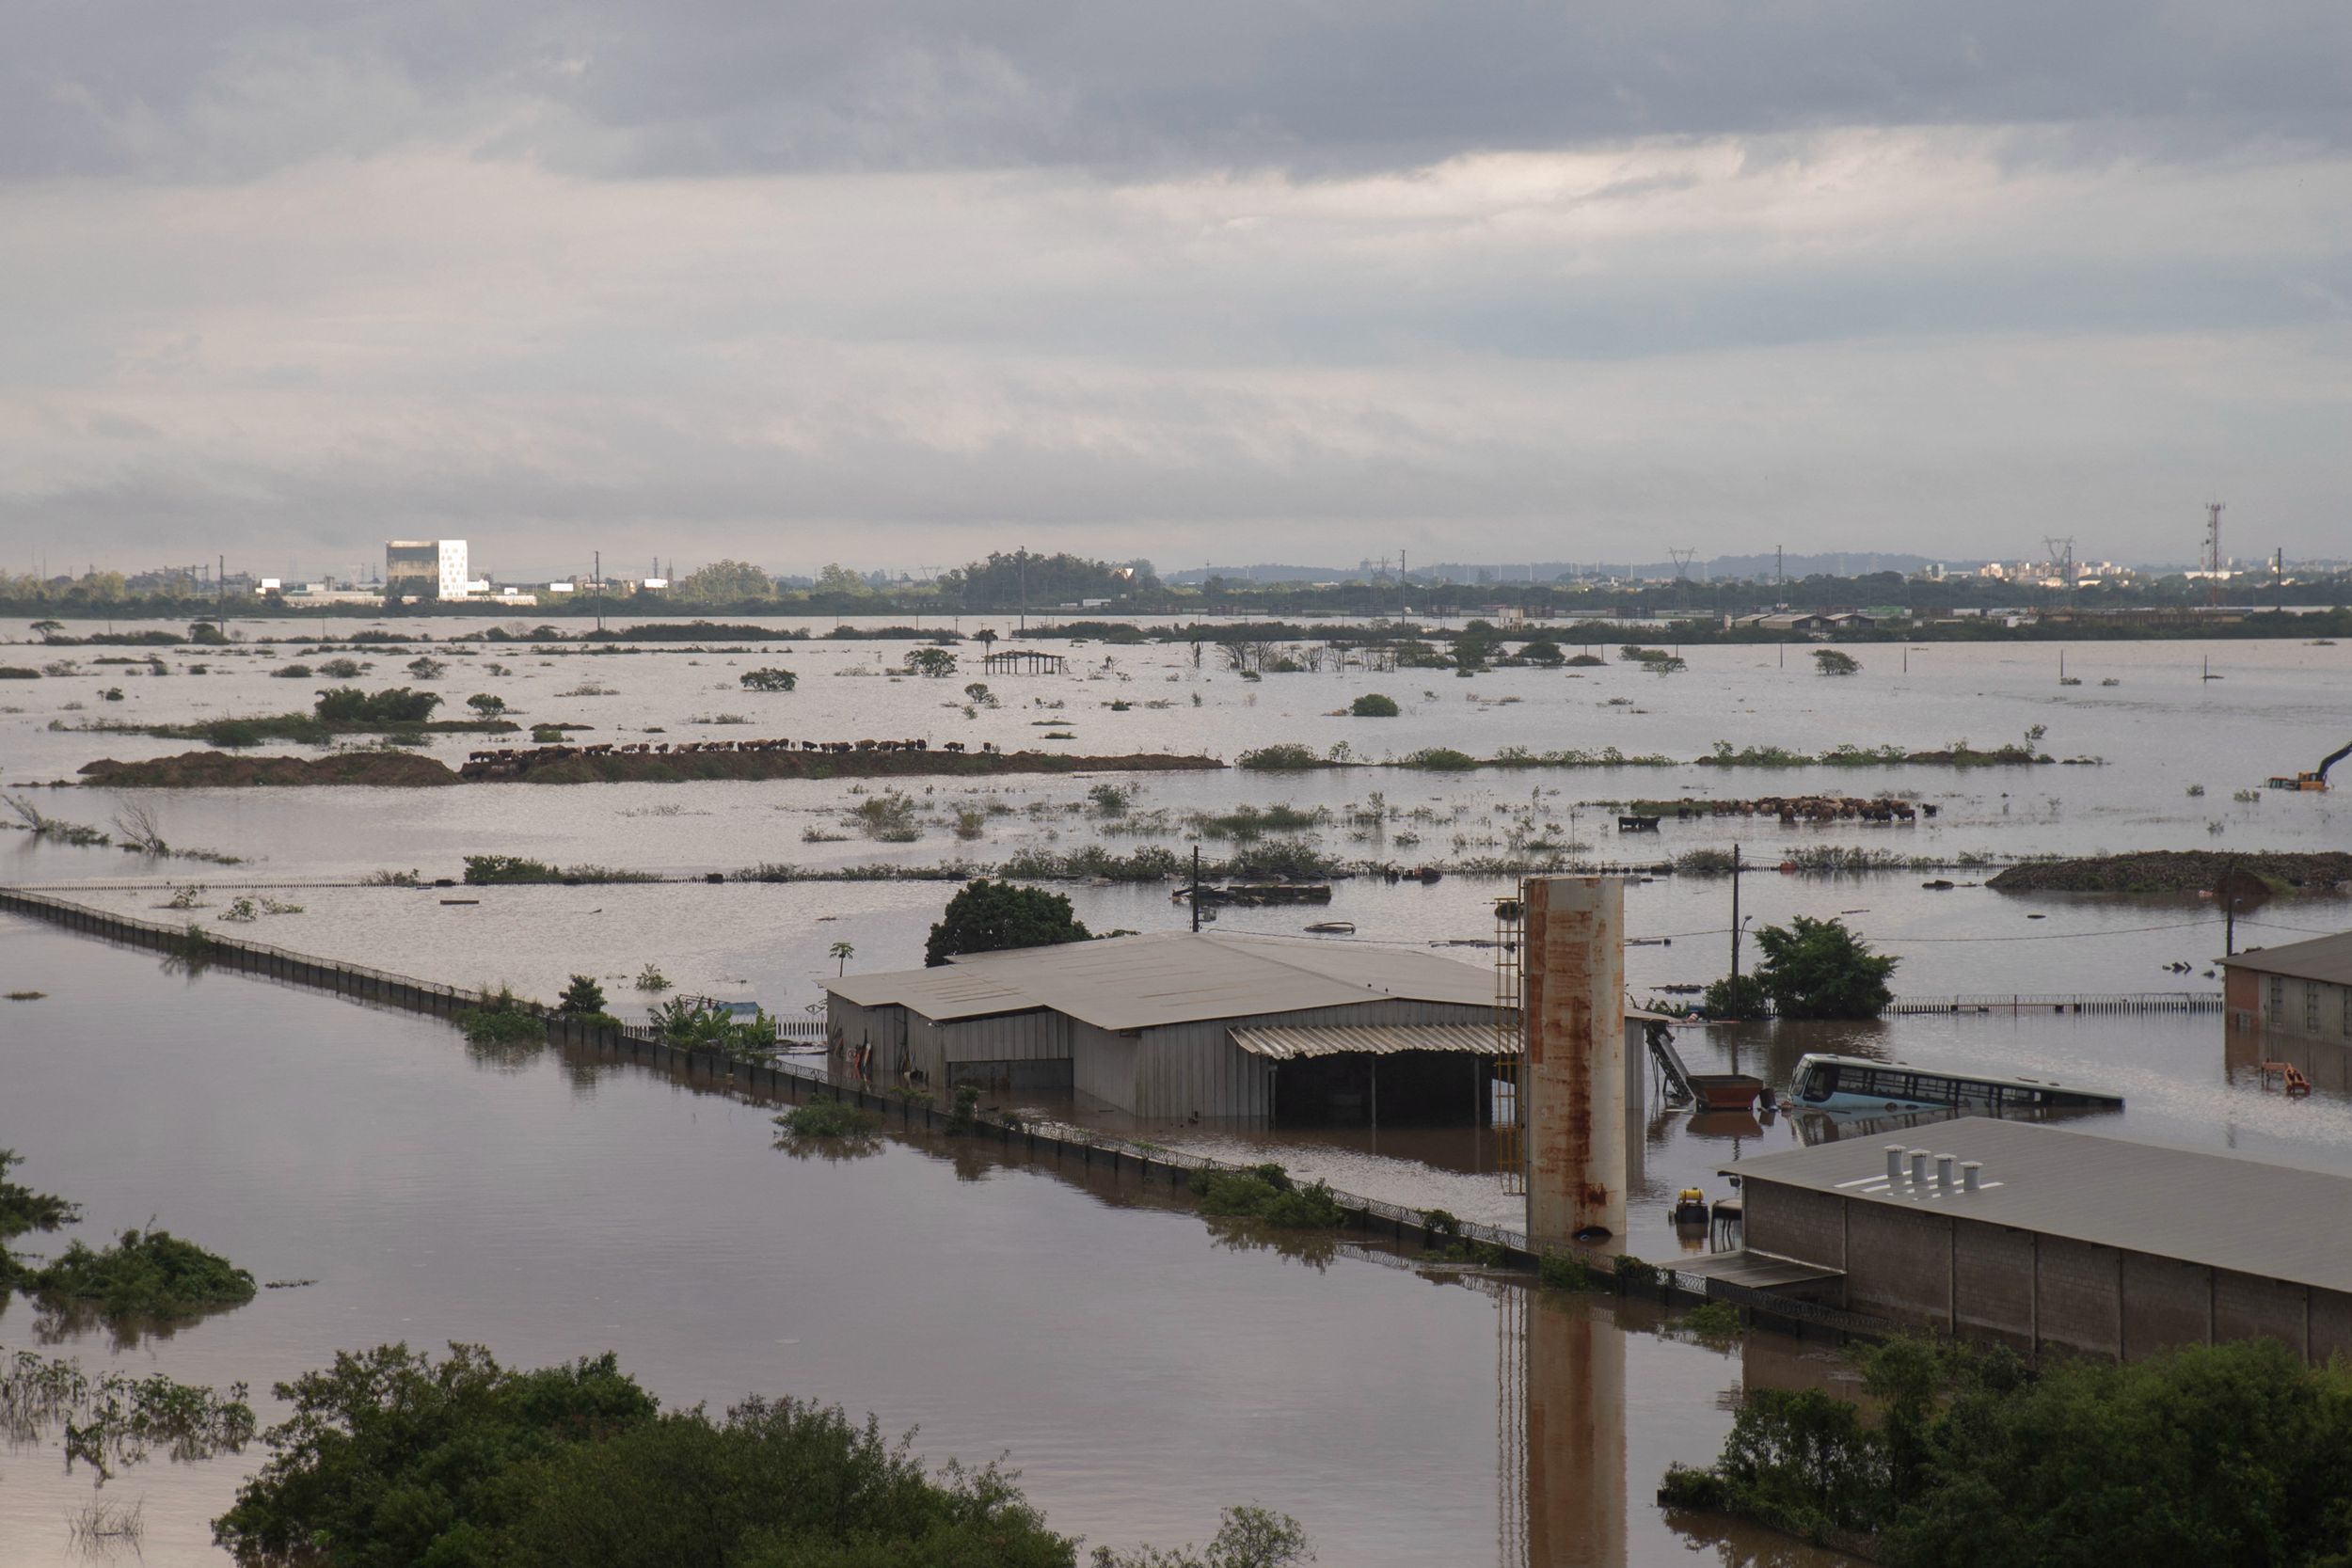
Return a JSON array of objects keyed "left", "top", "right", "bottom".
[
  {"left": 0, "top": 919, "right": 1853, "bottom": 1567},
  {"left": 5, "top": 617, "right": 2350, "bottom": 1233}
]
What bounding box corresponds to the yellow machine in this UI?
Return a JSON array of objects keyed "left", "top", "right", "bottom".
[{"left": 2267, "top": 739, "right": 2349, "bottom": 792}]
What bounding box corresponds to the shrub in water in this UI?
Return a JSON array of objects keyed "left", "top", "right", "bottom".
[{"left": 28, "top": 1227, "right": 257, "bottom": 1319}]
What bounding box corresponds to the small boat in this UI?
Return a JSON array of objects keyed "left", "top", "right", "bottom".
[
  {"left": 1304, "top": 920, "right": 1355, "bottom": 934},
  {"left": 1788, "top": 1053, "right": 2123, "bottom": 1113}
]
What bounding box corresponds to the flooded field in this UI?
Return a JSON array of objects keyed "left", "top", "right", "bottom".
[
  {"left": 6, "top": 616, "right": 2349, "bottom": 1241},
  {"left": 0, "top": 919, "right": 1853, "bottom": 1567}
]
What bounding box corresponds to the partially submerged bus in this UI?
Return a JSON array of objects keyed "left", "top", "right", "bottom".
[{"left": 1787, "top": 1053, "right": 2123, "bottom": 1114}]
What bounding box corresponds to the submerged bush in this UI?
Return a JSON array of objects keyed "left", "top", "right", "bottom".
[
  {"left": 1195, "top": 1167, "right": 1344, "bottom": 1228},
  {"left": 1235, "top": 743, "right": 1324, "bottom": 770},
  {"left": 27, "top": 1227, "right": 257, "bottom": 1320},
  {"left": 776, "top": 1100, "right": 884, "bottom": 1140},
  {"left": 1537, "top": 1251, "right": 1601, "bottom": 1291},
  {"left": 312, "top": 686, "right": 441, "bottom": 724},
  {"left": 1349, "top": 692, "right": 1401, "bottom": 717}
]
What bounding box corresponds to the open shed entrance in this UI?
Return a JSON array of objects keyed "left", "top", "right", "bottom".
[
  {"left": 1269, "top": 1050, "right": 1496, "bottom": 1128},
  {"left": 1232, "top": 1024, "right": 1509, "bottom": 1129}
]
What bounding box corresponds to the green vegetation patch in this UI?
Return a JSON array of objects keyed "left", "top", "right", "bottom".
[
  {"left": 1189, "top": 1164, "right": 1346, "bottom": 1227},
  {"left": 462, "top": 854, "right": 660, "bottom": 884},
  {"left": 212, "top": 1342, "right": 1086, "bottom": 1568},
  {"left": 1235, "top": 743, "right": 1327, "bottom": 770},
  {"left": 25, "top": 1227, "right": 257, "bottom": 1319}
]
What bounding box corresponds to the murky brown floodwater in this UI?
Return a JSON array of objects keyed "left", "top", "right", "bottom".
[{"left": 0, "top": 918, "right": 1854, "bottom": 1567}]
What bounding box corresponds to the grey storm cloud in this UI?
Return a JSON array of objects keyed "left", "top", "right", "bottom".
[
  {"left": 13, "top": 1, "right": 2351, "bottom": 181},
  {"left": 5, "top": 1, "right": 2349, "bottom": 571}
]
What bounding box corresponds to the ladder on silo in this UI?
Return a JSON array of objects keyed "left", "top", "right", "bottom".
[{"left": 1493, "top": 894, "right": 1525, "bottom": 1195}]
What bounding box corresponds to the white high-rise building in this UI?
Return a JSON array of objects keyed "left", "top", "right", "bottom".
[{"left": 385, "top": 540, "right": 470, "bottom": 599}]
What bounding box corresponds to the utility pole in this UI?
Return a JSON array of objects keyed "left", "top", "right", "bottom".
[
  {"left": 594, "top": 549, "right": 604, "bottom": 633},
  {"left": 1729, "top": 842, "right": 1742, "bottom": 997},
  {"left": 217, "top": 552, "right": 226, "bottom": 626},
  {"left": 2222, "top": 856, "right": 2238, "bottom": 955},
  {"left": 1189, "top": 847, "right": 1202, "bottom": 933}
]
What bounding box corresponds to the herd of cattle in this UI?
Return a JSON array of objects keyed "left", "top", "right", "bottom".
[
  {"left": 458, "top": 735, "right": 1000, "bottom": 780},
  {"left": 1651, "top": 794, "right": 1940, "bottom": 825}
]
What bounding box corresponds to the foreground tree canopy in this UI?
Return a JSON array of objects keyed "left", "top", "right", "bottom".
[
  {"left": 214, "top": 1342, "right": 1306, "bottom": 1568},
  {"left": 1663, "top": 1335, "right": 2352, "bottom": 1568},
  {"left": 925, "top": 879, "right": 1093, "bottom": 967}
]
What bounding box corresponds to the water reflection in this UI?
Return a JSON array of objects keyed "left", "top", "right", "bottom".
[{"left": 1497, "top": 1285, "right": 1855, "bottom": 1568}]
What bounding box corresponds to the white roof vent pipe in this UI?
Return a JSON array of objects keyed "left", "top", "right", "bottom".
[
  {"left": 1935, "top": 1154, "right": 1956, "bottom": 1190},
  {"left": 1962, "top": 1161, "right": 1983, "bottom": 1193},
  {"left": 1908, "top": 1148, "right": 1930, "bottom": 1186},
  {"left": 1886, "top": 1145, "right": 1907, "bottom": 1183}
]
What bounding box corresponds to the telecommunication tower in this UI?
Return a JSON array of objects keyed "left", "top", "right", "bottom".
[{"left": 2203, "top": 503, "right": 2225, "bottom": 607}]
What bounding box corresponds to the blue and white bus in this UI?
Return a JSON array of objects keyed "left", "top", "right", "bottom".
[{"left": 1788, "top": 1053, "right": 2123, "bottom": 1114}]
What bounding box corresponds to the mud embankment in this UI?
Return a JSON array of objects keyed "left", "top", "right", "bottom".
[
  {"left": 79, "top": 748, "right": 1225, "bottom": 787},
  {"left": 1987, "top": 850, "right": 2352, "bottom": 895},
  {"left": 80, "top": 752, "right": 463, "bottom": 786}
]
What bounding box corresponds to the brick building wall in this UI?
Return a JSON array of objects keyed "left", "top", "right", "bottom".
[
  {"left": 1743, "top": 1183, "right": 1845, "bottom": 1269},
  {"left": 1952, "top": 1220, "right": 2035, "bottom": 1349},
  {"left": 2121, "top": 1253, "right": 2214, "bottom": 1358},
  {"left": 2030, "top": 1235, "right": 2122, "bottom": 1358},
  {"left": 1844, "top": 1203, "right": 1951, "bottom": 1327},
  {"left": 2216, "top": 1271, "right": 2308, "bottom": 1354}
]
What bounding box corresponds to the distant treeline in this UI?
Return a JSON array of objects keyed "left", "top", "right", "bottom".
[{"left": 8, "top": 548, "right": 2351, "bottom": 625}]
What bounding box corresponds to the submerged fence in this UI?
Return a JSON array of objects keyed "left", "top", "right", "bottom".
[
  {"left": 0, "top": 884, "right": 1537, "bottom": 1266},
  {"left": 1883, "top": 990, "right": 2223, "bottom": 1016}
]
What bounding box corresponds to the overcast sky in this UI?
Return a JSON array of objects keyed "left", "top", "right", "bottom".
[{"left": 6, "top": 1, "right": 2348, "bottom": 578}]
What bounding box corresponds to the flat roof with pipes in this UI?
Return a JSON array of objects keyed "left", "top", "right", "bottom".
[{"left": 1724, "top": 1117, "right": 2352, "bottom": 1295}]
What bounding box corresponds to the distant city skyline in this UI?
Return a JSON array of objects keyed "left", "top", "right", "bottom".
[{"left": 6, "top": 4, "right": 2346, "bottom": 563}]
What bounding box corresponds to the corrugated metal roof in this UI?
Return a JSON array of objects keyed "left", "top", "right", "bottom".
[
  {"left": 2222, "top": 929, "right": 2352, "bottom": 988},
  {"left": 1230, "top": 1023, "right": 1509, "bottom": 1060},
  {"left": 824, "top": 964, "right": 1039, "bottom": 1020},
  {"left": 827, "top": 931, "right": 1497, "bottom": 1031},
  {"left": 1725, "top": 1117, "right": 2352, "bottom": 1294}
]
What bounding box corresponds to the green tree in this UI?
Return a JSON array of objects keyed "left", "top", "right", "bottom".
[
  {"left": 1701, "top": 974, "right": 1769, "bottom": 1020},
  {"left": 29, "top": 619, "right": 64, "bottom": 641},
  {"left": 313, "top": 687, "right": 443, "bottom": 724},
  {"left": 674, "top": 560, "right": 776, "bottom": 603},
  {"left": 814, "top": 562, "right": 873, "bottom": 598},
  {"left": 925, "top": 879, "right": 1092, "bottom": 967},
  {"left": 1750, "top": 916, "right": 1898, "bottom": 1019},
  {"left": 938, "top": 550, "right": 1156, "bottom": 610},
  {"left": 1452, "top": 621, "right": 1502, "bottom": 668},
  {"left": 213, "top": 1342, "right": 1097, "bottom": 1568},
  {"left": 1518, "top": 638, "right": 1565, "bottom": 665},
  {"left": 467, "top": 692, "right": 508, "bottom": 717},
  {"left": 189, "top": 621, "right": 229, "bottom": 645},
  {"left": 1090, "top": 1504, "right": 1311, "bottom": 1567},
  {"left": 1349, "top": 692, "right": 1401, "bottom": 717},
  {"left": 904, "top": 647, "right": 959, "bottom": 677},
  {"left": 740, "top": 668, "right": 799, "bottom": 691},
  {"left": 559, "top": 974, "right": 606, "bottom": 1015},
  {"left": 1814, "top": 648, "right": 1861, "bottom": 675}
]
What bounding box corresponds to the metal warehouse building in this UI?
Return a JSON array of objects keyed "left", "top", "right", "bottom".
[
  {"left": 825, "top": 931, "right": 1640, "bottom": 1125},
  {"left": 1720, "top": 1117, "right": 2352, "bottom": 1363},
  {"left": 2222, "top": 927, "right": 2352, "bottom": 1043}
]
